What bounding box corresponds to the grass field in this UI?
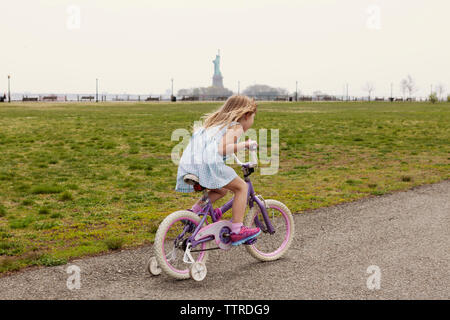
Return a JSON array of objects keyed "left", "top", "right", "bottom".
[{"left": 0, "top": 101, "right": 449, "bottom": 273}]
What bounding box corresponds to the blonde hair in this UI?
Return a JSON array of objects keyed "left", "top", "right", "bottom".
[{"left": 195, "top": 95, "right": 257, "bottom": 132}]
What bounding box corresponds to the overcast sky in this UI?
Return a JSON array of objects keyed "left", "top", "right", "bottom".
[{"left": 1, "top": 0, "right": 449, "bottom": 97}]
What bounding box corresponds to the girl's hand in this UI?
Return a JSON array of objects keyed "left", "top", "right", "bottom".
[{"left": 245, "top": 138, "right": 258, "bottom": 150}]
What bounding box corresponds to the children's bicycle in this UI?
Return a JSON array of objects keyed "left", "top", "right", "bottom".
[{"left": 147, "top": 148, "right": 295, "bottom": 281}]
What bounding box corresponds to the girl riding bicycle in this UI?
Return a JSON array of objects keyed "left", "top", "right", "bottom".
[{"left": 175, "top": 95, "right": 260, "bottom": 245}]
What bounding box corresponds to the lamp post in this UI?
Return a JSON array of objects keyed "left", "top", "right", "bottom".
[
  {"left": 171, "top": 78, "right": 174, "bottom": 97},
  {"left": 96, "top": 78, "right": 98, "bottom": 103},
  {"left": 390, "top": 82, "right": 393, "bottom": 101},
  {"left": 295, "top": 81, "right": 298, "bottom": 101},
  {"left": 7, "top": 75, "right": 11, "bottom": 103},
  {"left": 346, "top": 83, "right": 349, "bottom": 101}
]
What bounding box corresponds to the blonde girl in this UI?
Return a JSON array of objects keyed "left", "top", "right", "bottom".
[{"left": 175, "top": 95, "right": 260, "bottom": 245}]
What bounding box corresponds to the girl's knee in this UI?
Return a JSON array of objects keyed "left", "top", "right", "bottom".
[
  {"left": 241, "top": 181, "right": 248, "bottom": 192},
  {"left": 224, "top": 177, "right": 247, "bottom": 193},
  {"left": 235, "top": 179, "right": 248, "bottom": 194}
]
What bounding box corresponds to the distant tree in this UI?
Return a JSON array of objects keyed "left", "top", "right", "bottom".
[
  {"left": 177, "top": 86, "right": 232, "bottom": 97},
  {"left": 312, "top": 90, "right": 324, "bottom": 97},
  {"left": 435, "top": 83, "right": 445, "bottom": 101},
  {"left": 401, "top": 75, "right": 418, "bottom": 100},
  {"left": 243, "top": 84, "right": 288, "bottom": 97},
  {"left": 177, "top": 88, "right": 193, "bottom": 96},
  {"left": 400, "top": 79, "right": 408, "bottom": 100},
  {"left": 362, "top": 82, "right": 375, "bottom": 101},
  {"left": 429, "top": 92, "right": 438, "bottom": 104}
]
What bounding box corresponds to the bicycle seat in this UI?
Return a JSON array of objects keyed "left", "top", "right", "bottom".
[{"left": 183, "top": 174, "right": 206, "bottom": 192}]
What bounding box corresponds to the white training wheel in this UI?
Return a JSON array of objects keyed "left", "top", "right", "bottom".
[
  {"left": 147, "top": 256, "right": 162, "bottom": 276},
  {"left": 190, "top": 261, "right": 207, "bottom": 281}
]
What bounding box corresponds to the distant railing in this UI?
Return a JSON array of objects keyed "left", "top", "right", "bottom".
[
  {"left": 42, "top": 95, "right": 58, "bottom": 101},
  {"left": 6, "top": 94, "right": 433, "bottom": 103},
  {"left": 22, "top": 97, "right": 38, "bottom": 101}
]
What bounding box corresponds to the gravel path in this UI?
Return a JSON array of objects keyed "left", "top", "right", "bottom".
[{"left": 0, "top": 180, "right": 449, "bottom": 300}]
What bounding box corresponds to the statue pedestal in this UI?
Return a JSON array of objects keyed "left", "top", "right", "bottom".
[{"left": 212, "top": 74, "right": 224, "bottom": 88}]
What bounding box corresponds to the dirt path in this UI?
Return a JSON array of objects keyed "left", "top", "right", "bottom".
[{"left": 0, "top": 180, "right": 448, "bottom": 299}]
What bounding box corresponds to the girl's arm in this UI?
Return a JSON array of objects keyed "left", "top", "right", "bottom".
[{"left": 217, "top": 124, "right": 247, "bottom": 157}]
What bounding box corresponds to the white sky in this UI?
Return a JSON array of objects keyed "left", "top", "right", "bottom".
[{"left": 1, "top": 0, "right": 449, "bottom": 97}]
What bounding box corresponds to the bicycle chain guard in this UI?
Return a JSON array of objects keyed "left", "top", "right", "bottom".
[{"left": 194, "top": 220, "right": 233, "bottom": 250}]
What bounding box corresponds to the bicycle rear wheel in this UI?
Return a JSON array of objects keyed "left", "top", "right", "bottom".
[
  {"left": 245, "top": 199, "right": 294, "bottom": 261},
  {"left": 153, "top": 210, "right": 208, "bottom": 280}
]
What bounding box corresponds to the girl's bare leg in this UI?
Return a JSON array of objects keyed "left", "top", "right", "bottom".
[
  {"left": 222, "top": 177, "right": 248, "bottom": 223},
  {"left": 193, "top": 188, "right": 228, "bottom": 207}
]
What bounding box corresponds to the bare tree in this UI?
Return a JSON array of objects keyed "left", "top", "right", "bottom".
[
  {"left": 362, "top": 82, "right": 375, "bottom": 101},
  {"left": 435, "top": 83, "right": 445, "bottom": 101},
  {"left": 401, "top": 75, "right": 418, "bottom": 101},
  {"left": 400, "top": 79, "right": 408, "bottom": 100}
]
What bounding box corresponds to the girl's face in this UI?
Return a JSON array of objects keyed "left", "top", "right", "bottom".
[{"left": 240, "top": 112, "right": 255, "bottom": 132}]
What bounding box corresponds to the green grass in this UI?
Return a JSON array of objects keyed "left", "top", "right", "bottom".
[
  {"left": 59, "top": 191, "right": 73, "bottom": 201},
  {"left": 38, "top": 207, "right": 51, "bottom": 215},
  {"left": 104, "top": 237, "right": 125, "bottom": 250},
  {"left": 30, "top": 185, "right": 64, "bottom": 195},
  {"left": 0, "top": 205, "right": 6, "bottom": 217},
  {"left": 0, "top": 101, "right": 449, "bottom": 274}
]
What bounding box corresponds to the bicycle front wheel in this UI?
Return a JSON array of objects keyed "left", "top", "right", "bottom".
[{"left": 245, "top": 199, "right": 295, "bottom": 261}]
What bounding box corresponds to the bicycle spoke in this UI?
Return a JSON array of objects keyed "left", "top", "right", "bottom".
[
  {"left": 166, "top": 248, "right": 177, "bottom": 262},
  {"left": 161, "top": 217, "right": 207, "bottom": 272}
]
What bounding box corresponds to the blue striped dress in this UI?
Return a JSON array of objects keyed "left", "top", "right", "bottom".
[{"left": 175, "top": 121, "right": 241, "bottom": 192}]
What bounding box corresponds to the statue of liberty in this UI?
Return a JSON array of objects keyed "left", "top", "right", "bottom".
[
  {"left": 212, "top": 50, "right": 224, "bottom": 88},
  {"left": 212, "top": 50, "right": 222, "bottom": 76}
]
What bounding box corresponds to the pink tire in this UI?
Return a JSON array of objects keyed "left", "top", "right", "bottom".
[{"left": 245, "top": 199, "right": 295, "bottom": 261}]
